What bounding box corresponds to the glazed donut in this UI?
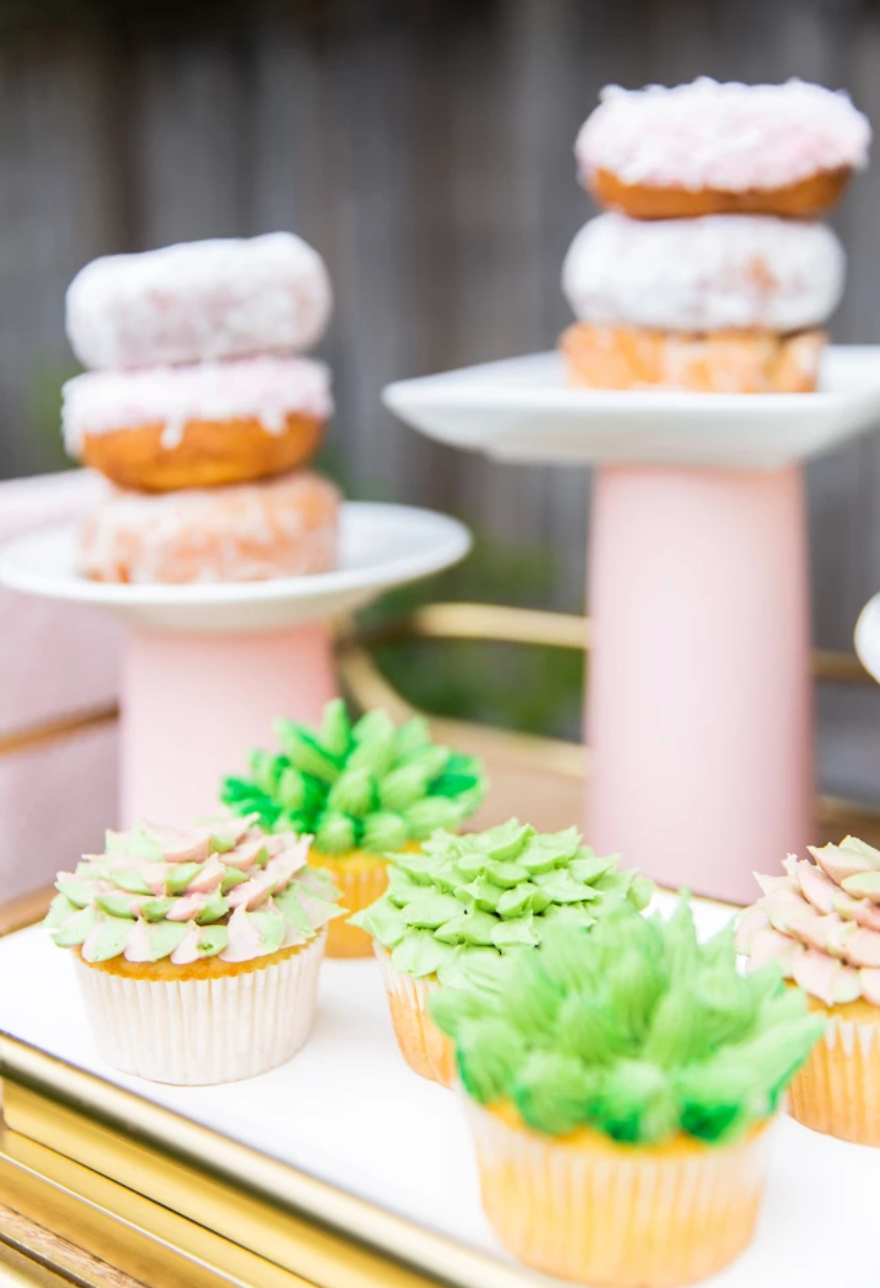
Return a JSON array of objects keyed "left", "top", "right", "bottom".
[
  {"left": 577, "top": 79, "right": 870, "bottom": 219},
  {"left": 560, "top": 324, "right": 825, "bottom": 394},
  {"left": 562, "top": 213, "right": 844, "bottom": 334},
  {"left": 79, "top": 471, "right": 341, "bottom": 584},
  {"left": 66, "top": 232, "right": 332, "bottom": 370},
  {"left": 62, "top": 356, "right": 332, "bottom": 492}
]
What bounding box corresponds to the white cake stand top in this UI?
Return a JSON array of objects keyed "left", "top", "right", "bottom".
[
  {"left": 0, "top": 501, "right": 471, "bottom": 634},
  {"left": 384, "top": 345, "right": 880, "bottom": 470}
]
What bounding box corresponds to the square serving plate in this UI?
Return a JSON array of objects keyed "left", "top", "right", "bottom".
[
  {"left": 383, "top": 346, "right": 880, "bottom": 470},
  {"left": 0, "top": 895, "right": 878, "bottom": 1288}
]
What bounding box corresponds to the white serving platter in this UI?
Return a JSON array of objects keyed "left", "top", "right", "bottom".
[
  {"left": 1, "top": 894, "right": 878, "bottom": 1288},
  {"left": 0, "top": 501, "right": 470, "bottom": 633},
  {"left": 383, "top": 345, "right": 880, "bottom": 470}
]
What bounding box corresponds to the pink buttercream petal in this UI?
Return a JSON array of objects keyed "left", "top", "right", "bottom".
[
  {"left": 220, "top": 906, "right": 265, "bottom": 962},
  {"left": 846, "top": 927, "right": 880, "bottom": 969},
  {"left": 166, "top": 892, "right": 212, "bottom": 922},
  {"left": 170, "top": 923, "right": 202, "bottom": 965},
  {"left": 122, "top": 920, "right": 154, "bottom": 963},
  {"left": 735, "top": 905, "right": 769, "bottom": 954},
  {"left": 860, "top": 968, "right": 880, "bottom": 1007},
  {"left": 832, "top": 889, "right": 880, "bottom": 931},
  {"left": 141, "top": 823, "right": 211, "bottom": 865},
  {"left": 226, "top": 870, "right": 277, "bottom": 911},
  {"left": 792, "top": 949, "right": 861, "bottom": 1006},
  {"left": 809, "top": 840, "right": 880, "bottom": 884},
  {"left": 185, "top": 855, "right": 226, "bottom": 895},
  {"left": 224, "top": 836, "right": 269, "bottom": 871},
  {"left": 755, "top": 873, "right": 791, "bottom": 897},
  {"left": 748, "top": 927, "right": 802, "bottom": 976},
  {"left": 791, "top": 860, "right": 837, "bottom": 914}
]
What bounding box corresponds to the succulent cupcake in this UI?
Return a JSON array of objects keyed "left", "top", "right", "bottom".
[
  {"left": 221, "top": 701, "right": 485, "bottom": 959},
  {"left": 737, "top": 836, "right": 880, "bottom": 1146},
  {"left": 432, "top": 899, "right": 822, "bottom": 1288},
  {"left": 45, "top": 817, "right": 341, "bottom": 1085},
  {"left": 351, "top": 818, "right": 654, "bottom": 1086}
]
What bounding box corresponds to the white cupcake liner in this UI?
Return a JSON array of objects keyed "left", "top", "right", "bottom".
[
  {"left": 466, "top": 1100, "right": 771, "bottom": 1287},
  {"left": 788, "top": 1010, "right": 880, "bottom": 1145},
  {"left": 74, "top": 928, "right": 326, "bottom": 1085},
  {"left": 374, "top": 945, "right": 456, "bottom": 1085}
]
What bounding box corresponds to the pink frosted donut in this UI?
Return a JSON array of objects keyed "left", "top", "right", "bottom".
[
  {"left": 562, "top": 213, "right": 845, "bottom": 333},
  {"left": 62, "top": 356, "right": 332, "bottom": 492},
  {"left": 66, "top": 232, "right": 333, "bottom": 370},
  {"left": 79, "top": 471, "right": 341, "bottom": 584},
  {"left": 577, "top": 78, "right": 871, "bottom": 219}
]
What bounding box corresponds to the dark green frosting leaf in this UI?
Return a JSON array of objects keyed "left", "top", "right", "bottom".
[{"left": 428, "top": 897, "right": 824, "bottom": 1146}]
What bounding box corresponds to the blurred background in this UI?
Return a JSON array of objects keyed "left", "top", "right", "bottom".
[{"left": 2, "top": 0, "right": 880, "bottom": 800}]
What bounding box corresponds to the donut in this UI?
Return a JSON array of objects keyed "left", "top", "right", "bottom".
[
  {"left": 62, "top": 356, "right": 332, "bottom": 492},
  {"left": 66, "top": 232, "right": 332, "bottom": 370},
  {"left": 560, "top": 324, "right": 825, "bottom": 394},
  {"left": 79, "top": 471, "right": 341, "bottom": 584},
  {"left": 562, "top": 213, "right": 844, "bottom": 334},
  {"left": 576, "top": 79, "right": 870, "bottom": 219}
]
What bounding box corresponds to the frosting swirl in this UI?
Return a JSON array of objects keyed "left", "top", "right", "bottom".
[
  {"left": 222, "top": 701, "right": 486, "bottom": 857},
  {"left": 737, "top": 837, "right": 880, "bottom": 1007},
  {"left": 350, "top": 819, "right": 654, "bottom": 984},
  {"left": 431, "top": 897, "right": 823, "bottom": 1143},
  {"left": 45, "top": 817, "right": 342, "bottom": 964}
]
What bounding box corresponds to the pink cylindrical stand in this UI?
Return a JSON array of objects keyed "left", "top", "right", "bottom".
[
  {"left": 587, "top": 464, "right": 814, "bottom": 904},
  {"left": 120, "top": 623, "right": 337, "bottom": 823}
]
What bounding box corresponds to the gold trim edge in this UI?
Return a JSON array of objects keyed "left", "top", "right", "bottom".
[{"left": 0, "top": 1035, "right": 540, "bottom": 1288}]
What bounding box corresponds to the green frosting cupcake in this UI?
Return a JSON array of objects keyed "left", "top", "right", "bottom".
[
  {"left": 430, "top": 896, "right": 824, "bottom": 1145},
  {"left": 350, "top": 819, "right": 654, "bottom": 984},
  {"left": 221, "top": 702, "right": 486, "bottom": 856}
]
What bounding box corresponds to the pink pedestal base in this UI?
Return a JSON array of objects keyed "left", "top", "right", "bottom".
[
  {"left": 587, "top": 464, "right": 814, "bottom": 904},
  {"left": 120, "top": 624, "right": 337, "bottom": 824}
]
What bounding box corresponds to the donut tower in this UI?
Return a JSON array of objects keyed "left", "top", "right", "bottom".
[
  {"left": 62, "top": 233, "right": 340, "bottom": 584},
  {"left": 560, "top": 78, "right": 871, "bottom": 393}
]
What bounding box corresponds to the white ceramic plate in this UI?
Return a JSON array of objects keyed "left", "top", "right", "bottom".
[
  {"left": 1, "top": 894, "right": 878, "bottom": 1287},
  {"left": 0, "top": 502, "right": 471, "bottom": 633},
  {"left": 855, "top": 593, "right": 880, "bottom": 685},
  {"left": 383, "top": 345, "right": 880, "bottom": 470}
]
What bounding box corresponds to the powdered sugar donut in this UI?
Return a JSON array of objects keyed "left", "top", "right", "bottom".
[
  {"left": 562, "top": 213, "right": 845, "bottom": 333},
  {"left": 560, "top": 324, "right": 825, "bottom": 393},
  {"left": 79, "top": 471, "right": 340, "bottom": 584},
  {"left": 63, "top": 356, "right": 332, "bottom": 492},
  {"left": 66, "top": 232, "right": 333, "bottom": 370},
  {"left": 577, "top": 79, "right": 871, "bottom": 219}
]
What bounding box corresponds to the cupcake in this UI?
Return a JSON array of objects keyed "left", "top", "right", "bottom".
[
  {"left": 45, "top": 816, "right": 342, "bottom": 1084},
  {"left": 737, "top": 836, "right": 880, "bottom": 1146},
  {"left": 432, "top": 899, "right": 822, "bottom": 1288},
  {"left": 351, "top": 819, "right": 654, "bottom": 1087},
  {"left": 221, "top": 701, "right": 486, "bottom": 959}
]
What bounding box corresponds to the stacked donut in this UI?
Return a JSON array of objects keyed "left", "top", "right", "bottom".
[
  {"left": 63, "top": 233, "right": 340, "bottom": 583},
  {"left": 560, "top": 79, "right": 871, "bottom": 393}
]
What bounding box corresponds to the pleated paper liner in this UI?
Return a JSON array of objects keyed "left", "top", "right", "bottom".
[
  {"left": 467, "top": 1100, "right": 771, "bottom": 1288},
  {"left": 74, "top": 928, "right": 326, "bottom": 1085},
  {"left": 374, "top": 945, "right": 456, "bottom": 1086},
  {"left": 787, "top": 994, "right": 880, "bottom": 1147},
  {"left": 307, "top": 852, "right": 390, "bottom": 957}
]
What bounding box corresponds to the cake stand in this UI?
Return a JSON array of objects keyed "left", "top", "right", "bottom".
[
  {"left": 385, "top": 345, "right": 880, "bottom": 902},
  {"left": 0, "top": 501, "right": 470, "bottom": 824}
]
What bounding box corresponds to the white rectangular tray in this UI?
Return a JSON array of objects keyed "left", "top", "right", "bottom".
[{"left": 1, "top": 895, "right": 878, "bottom": 1287}]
